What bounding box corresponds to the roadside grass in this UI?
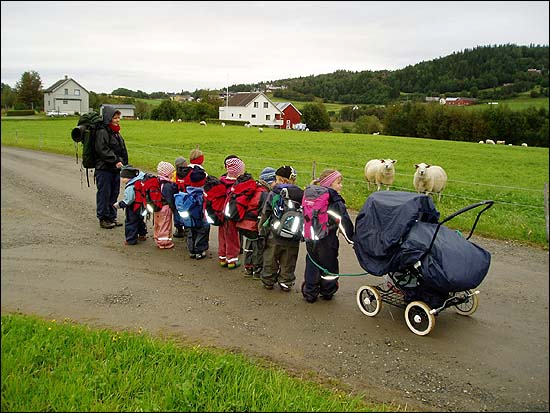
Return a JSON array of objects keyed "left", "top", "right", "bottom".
[
  {"left": 1, "top": 313, "right": 391, "bottom": 412},
  {"left": 1, "top": 118, "right": 548, "bottom": 248}
]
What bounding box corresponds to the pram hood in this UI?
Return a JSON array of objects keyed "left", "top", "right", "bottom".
[
  {"left": 353, "top": 191, "right": 440, "bottom": 276},
  {"left": 354, "top": 191, "right": 491, "bottom": 293}
]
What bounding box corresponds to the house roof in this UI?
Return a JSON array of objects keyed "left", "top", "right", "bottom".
[
  {"left": 226, "top": 92, "right": 261, "bottom": 107},
  {"left": 276, "top": 102, "right": 302, "bottom": 115},
  {"left": 43, "top": 77, "right": 89, "bottom": 94}
]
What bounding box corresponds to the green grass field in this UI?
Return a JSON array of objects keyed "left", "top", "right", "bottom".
[
  {"left": 1, "top": 314, "right": 389, "bottom": 412},
  {"left": 1, "top": 117, "right": 548, "bottom": 247}
]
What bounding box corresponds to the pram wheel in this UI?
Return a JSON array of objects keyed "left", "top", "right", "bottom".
[
  {"left": 454, "top": 290, "right": 479, "bottom": 316},
  {"left": 356, "top": 285, "right": 381, "bottom": 317},
  {"left": 405, "top": 301, "right": 435, "bottom": 336}
]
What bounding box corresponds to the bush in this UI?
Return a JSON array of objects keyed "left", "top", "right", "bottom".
[{"left": 6, "top": 110, "right": 35, "bottom": 116}]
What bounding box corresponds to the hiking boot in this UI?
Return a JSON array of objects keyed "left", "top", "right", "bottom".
[
  {"left": 125, "top": 240, "right": 137, "bottom": 245},
  {"left": 244, "top": 266, "right": 254, "bottom": 276},
  {"left": 195, "top": 252, "right": 207, "bottom": 260},
  {"left": 173, "top": 227, "right": 185, "bottom": 238},
  {"left": 100, "top": 220, "right": 115, "bottom": 229},
  {"left": 138, "top": 235, "right": 147, "bottom": 241},
  {"left": 227, "top": 261, "right": 241, "bottom": 270},
  {"left": 112, "top": 220, "right": 123, "bottom": 227},
  {"left": 263, "top": 283, "right": 274, "bottom": 290},
  {"left": 279, "top": 282, "right": 292, "bottom": 292}
]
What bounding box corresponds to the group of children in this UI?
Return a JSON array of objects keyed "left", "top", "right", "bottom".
[{"left": 113, "top": 150, "right": 355, "bottom": 303}]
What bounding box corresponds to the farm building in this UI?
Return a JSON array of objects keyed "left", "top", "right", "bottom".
[
  {"left": 275, "top": 102, "right": 302, "bottom": 129},
  {"left": 442, "top": 97, "right": 477, "bottom": 106},
  {"left": 218, "top": 92, "right": 283, "bottom": 127},
  {"left": 99, "top": 104, "right": 136, "bottom": 119},
  {"left": 43, "top": 75, "right": 90, "bottom": 115}
]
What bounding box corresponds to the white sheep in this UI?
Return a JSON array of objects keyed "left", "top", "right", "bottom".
[
  {"left": 478, "top": 140, "right": 484, "bottom": 144},
  {"left": 170, "top": 119, "right": 175, "bottom": 123},
  {"left": 221, "top": 122, "right": 226, "bottom": 127},
  {"left": 245, "top": 123, "right": 251, "bottom": 128},
  {"left": 496, "top": 140, "right": 505, "bottom": 145},
  {"left": 521, "top": 143, "right": 528, "bottom": 147},
  {"left": 258, "top": 127, "right": 263, "bottom": 133},
  {"left": 372, "top": 132, "right": 380, "bottom": 136},
  {"left": 177, "top": 118, "right": 182, "bottom": 122},
  {"left": 413, "top": 163, "right": 448, "bottom": 202},
  {"left": 364, "top": 159, "right": 397, "bottom": 191},
  {"left": 199, "top": 120, "right": 207, "bottom": 126},
  {"left": 485, "top": 139, "right": 495, "bottom": 144}
]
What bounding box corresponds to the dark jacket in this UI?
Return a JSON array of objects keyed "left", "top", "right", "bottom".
[{"left": 94, "top": 105, "right": 128, "bottom": 171}]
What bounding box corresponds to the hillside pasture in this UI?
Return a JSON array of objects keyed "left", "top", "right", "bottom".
[{"left": 1, "top": 118, "right": 548, "bottom": 247}]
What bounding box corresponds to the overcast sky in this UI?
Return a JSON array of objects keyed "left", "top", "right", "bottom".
[{"left": 1, "top": 1, "right": 548, "bottom": 94}]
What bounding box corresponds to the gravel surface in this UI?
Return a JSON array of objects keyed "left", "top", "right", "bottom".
[{"left": 1, "top": 146, "right": 548, "bottom": 412}]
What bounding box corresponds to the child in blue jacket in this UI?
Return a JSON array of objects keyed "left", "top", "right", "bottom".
[{"left": 113, "top": 165, "right": 147, "bottom": 245}]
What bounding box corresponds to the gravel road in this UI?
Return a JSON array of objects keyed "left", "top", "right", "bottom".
[{"left": 1, "top": 146, "right": 548, "bottom": 412}]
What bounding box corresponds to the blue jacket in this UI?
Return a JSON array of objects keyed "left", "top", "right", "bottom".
[{"left": 118, "top": 171, "right": 145, "bottom": 209}]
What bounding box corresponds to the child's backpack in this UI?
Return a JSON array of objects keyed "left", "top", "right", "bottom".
[
  {"left": 269, "top": 186, "right": 303, "bottom": 241},
  {"left": 223, "top": 174, "right": 260, "bottom": 222},
  {"left": 70, "top": 111, "right": 103, "bottom": 186},
  {"left": 174, "top": 189, "right": 205, "bottom": 228},
  {"left": 133, "top": 173, "right": 163, "bottom": 214},
  {"left": 301, "top": 185, "right": 331, "bottom": 241},
  {"left": 203, "top": 175, "right": 226, "bottom": 226}
]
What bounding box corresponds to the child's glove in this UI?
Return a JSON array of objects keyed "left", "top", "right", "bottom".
[{"left": 113, "top": 201, "right": 127, "bottom": 210}]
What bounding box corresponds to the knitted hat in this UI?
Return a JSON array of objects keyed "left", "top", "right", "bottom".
[
  {"left": 189, "top": 166, "right": 207, "bottom": 187},
  {"left": 225, "top": 157, "right": 245, "bottom": 178},
  {"left": 175, "top": 157, "right": 187, "bottom": 168},
  {"left": 157, "top": 161, "right": 175, "bottom": 178},
  {"left": 275, "top": 165, "right": 296, "bottom": 180},
  {"left": 120, "top": 165, "right": 139, "bottom": 179},
  {"left": 259, "top": 167, "right": 276, "bottom": 184},
  {"left": 224, "top": 154, "right": 239, "bottom": 168}
]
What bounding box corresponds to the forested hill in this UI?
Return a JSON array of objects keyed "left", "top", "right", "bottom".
[{"left": 247, "top": 44, "right": 549, "bottom": 105}]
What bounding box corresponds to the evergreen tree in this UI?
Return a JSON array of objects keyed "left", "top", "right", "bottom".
[{"left": 15, "top": 70, "right": 42, "bottom": 110}]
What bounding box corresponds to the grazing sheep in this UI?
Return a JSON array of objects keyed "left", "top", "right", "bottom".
[
  {"left": 199, "top": 120, "right": 207, "bottom": 126},
  {"left": 496, "top": 140, "right": 505, "bottom": 145},
  {"left": 521, "top": 143, "right": 528, "bottom": 147},
  {"left": 221, "top": 122, "right": 226, "bottom": 127},
  {"left": 170, "top": 119, "right": 175, "bottom": 123},
  {"left": 372, "top": 132, "right": 380, "bottom": 135},
  {"left": 478, "top": 140, "right": 484, "bottom": 144},
  {"left": 258, "top": 127, "right": 263, "bottom": 133},
  {"left": 485, "top": 139, "right": 495, "bottom": 144},
  {"left": 364, "top": 159, "right": 397, "bottom": 191},
  {"left": 245, "top": 123, "right": 251, "bottom": 128},
  {"left": 177, "top": 118, "right": 182, "bottom": 122},
  {"left": 413, "top": 163, "right": 448, "bottom": 202}
]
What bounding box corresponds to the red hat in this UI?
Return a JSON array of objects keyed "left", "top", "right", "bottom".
[{"left": 225, "top": 157, "right": 245, "bottom": 178}]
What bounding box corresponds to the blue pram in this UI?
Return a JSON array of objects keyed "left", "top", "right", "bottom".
[{"left": 353, "top": 191, "right": 493, "bottom": 336}]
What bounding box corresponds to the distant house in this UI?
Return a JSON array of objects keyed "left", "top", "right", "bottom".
[
  {"left": 218, "top": 92, "right": 283, "bottom": 127},
  {"left": 99, "top": 104, "right": 136, "bottom": 119},
  {"left": 442, "top": 97, "right": 476, "bottom": 106},
  {"left": 275, "top": 102, "right": 302, "bottom": 130},
  {"left": 43, "top": 75, "right": 90, "bottom": 115}
]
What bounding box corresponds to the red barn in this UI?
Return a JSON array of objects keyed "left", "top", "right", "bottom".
[{"left": 275, "top": 102, "right": 302, "bottom": 129}]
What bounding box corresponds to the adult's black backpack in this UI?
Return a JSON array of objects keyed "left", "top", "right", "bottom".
[{"left": 71, "top": 111, "right": 103, "bottom": 186}]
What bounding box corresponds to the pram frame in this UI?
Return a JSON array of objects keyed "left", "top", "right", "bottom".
[{"left": 356, "top": 199, "right": 494, "bottom": 336}]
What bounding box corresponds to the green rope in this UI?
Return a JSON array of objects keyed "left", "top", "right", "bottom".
[{"left": 306, "top": 253, "right": 369, "bottom": 277}]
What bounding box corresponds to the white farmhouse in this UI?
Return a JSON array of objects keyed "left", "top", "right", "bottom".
[
  {"left": 219, "top": 92, "right": 283, "bottom": 127},
  {"left": 43, "top": 75, "right": 90, "bottom": 115}
]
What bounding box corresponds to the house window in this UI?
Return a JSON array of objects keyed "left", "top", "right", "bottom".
[
  {"left": 239, "top": 114, "right": 242, "bottom": 119},
  {"left": 64, "top": 89, "right": 68, "bottom": 95},
  {"left": 74, "top": 89, "right": 80, "bottom": 96},
  {"left": 265, "top": 114, "right": 271, "bottom": 121},
  {"left": 251, "top": 114, "right": 256, "bottom": 119},
  {"left": 231, "top": 113, "right": 234, "bottom": 118},
  {"left": 263, "top": 102, "right": 268, "bottom": 108},
  {"left": 63, "top": 100, "right": 68, "bottom": 104},
  {"left": 254, "top": 102, "right": 259, "bottom": 108}
]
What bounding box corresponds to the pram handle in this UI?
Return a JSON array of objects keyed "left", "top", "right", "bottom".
[{"left": 423, "top": 200, "right": 494, "bottom": 256}]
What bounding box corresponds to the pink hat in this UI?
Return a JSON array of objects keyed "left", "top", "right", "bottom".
[
  {"left": 157, "top": 161, "right": 175, "bottom": 178},
  {"left": 225, "top": 157, "right": 245, "bottom": 178},
  {"left": 319, "top": 170, "right": 342, "bottom": 188}
]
